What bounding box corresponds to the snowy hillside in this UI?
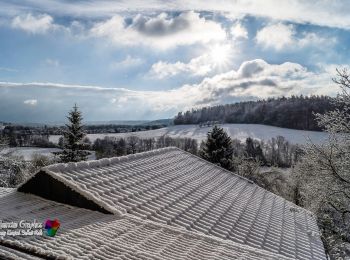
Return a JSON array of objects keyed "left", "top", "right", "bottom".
[{"left": 50, "top": 124, "right": 330, "bottom": 145}]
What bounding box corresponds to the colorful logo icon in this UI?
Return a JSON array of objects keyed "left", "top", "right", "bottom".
[{"left": 44, "top": 219, "right": 60, "bottom": 237}]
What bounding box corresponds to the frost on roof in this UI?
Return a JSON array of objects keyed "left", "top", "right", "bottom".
[
  {"left": 0, "top": 188, "right": 294, "bottom": 260},
  {"left": 15, "top": 147, "right": 326, "bottom": 259}
]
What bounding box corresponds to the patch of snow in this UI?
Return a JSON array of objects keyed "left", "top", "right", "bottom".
[
  {"left": 0, "top": 147, "right": 61, "bottom": 161},
  {"left": 0, "top": 147, "right": 96, "bottom": 161}
]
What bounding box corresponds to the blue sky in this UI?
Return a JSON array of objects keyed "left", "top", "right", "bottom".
[{"left": 0, "top": 0, "right": 349, "bottom": 123}]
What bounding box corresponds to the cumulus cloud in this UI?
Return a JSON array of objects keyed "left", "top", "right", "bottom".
[
  {"left": 91, "top": 11, "right": 227, "bottom": 49},
  {"left": 0, "top": 59, "right": 337, "bottom": 121},
  {"left": 150, "top": 55, "right": 214, "bottom": 79},
  {"left": 256, "top": 23, "right": 336, "bottom": 51},
  {"left": 256, "top": 23, "right": 295, "bottom": 50},
  {"left": 149, "top": 44, "right": 234, "bottom": 78},
  {"left": 11, "top": 13, "right": 57, "bottom": 34},
  {"left": 23, "top": 99, "right": 38, "bottom": 106}
]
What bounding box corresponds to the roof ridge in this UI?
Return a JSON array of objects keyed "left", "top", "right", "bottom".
[{"left": 44, "top": 146, "right": 179, "bottom": 172}]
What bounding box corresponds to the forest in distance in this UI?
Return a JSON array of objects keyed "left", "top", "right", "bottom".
[{"left": 174, "top": 95, "right": 336, "bottom": 131}]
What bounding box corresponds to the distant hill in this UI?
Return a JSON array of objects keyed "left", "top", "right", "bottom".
[
  {"left": 85, "top": 120, "right": 150, "bottom": 126},
  {"left": 1, "top": 120, "right": 170, "bottom": 127},
  {"left": 142, "top": 119, "right": 173, "bottom": 126},
  {"left": 174, "top": 96, "right": 336, "bottom": 131}
]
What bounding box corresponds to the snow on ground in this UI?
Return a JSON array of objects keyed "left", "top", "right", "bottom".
[
  {"left": 50, "top": 124, "right": 330, "bottom": 145},
  {"left": 0, "top": 147, "right": 96, "bottom": 161},
  {"left": 0, "top": 147, "right": 61, "bottom": 161}
]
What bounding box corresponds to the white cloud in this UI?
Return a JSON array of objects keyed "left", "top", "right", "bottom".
[
  {"left": 170, "top": 59, "right": 335, "bottom": 107},
  {"left": 230, "top": 22, "right": 248, "bottom": 40},
  {"left": 91, "top": 11, "right": 227, "bottom": 49},
  {"left": 149, "top": 44, "right": 234, "bottom": 78},
  {"left": 3, "top": 1, "right": 350, "bottom": 29},
  {"left": 256, "top": 23, "right": 295, "bottom": 50},
  {"left": 23, "top": 99, "right": 38, "bottom": 106},
  {"left": 11, "top": 13, "right": 56, "bottom": 34},
  {"left": 298, "top": 32, "right": 337, "bottom": 47},
  {"left": 256, "top": 23, "right": 336, "bottom": 51},
  {"left": 150, "top": 55, "right": 213, "bottom": 79},
  {"left": 110, "top": 55, "right": 144, "bottom": 70}
]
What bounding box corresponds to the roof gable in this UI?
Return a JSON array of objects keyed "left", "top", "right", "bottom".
[{"left": 18, "top": 171, "right": 111, "bottom": 214}]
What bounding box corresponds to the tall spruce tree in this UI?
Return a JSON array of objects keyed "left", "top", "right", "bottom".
[
  {"left": 199, "top": 125, "right": 234, "bottom": 170},
  {"left": 59, "top": 104, "right": 88, "bottom": 163}
]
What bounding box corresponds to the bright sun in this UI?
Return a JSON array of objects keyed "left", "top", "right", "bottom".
[{"left": 209, "top": 44, "right": 232, "bottom": 68}]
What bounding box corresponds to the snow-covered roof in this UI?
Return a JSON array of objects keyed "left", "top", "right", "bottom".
[
  {"left": 11, "top": 147, "right": 325, "bottom": 259},
  {"left": 0, "top": 188, "right": 294, "bottom": 260}
]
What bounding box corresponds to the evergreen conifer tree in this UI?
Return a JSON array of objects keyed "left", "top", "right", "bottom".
[
  {"left": 59, "top": 104, "right": 88, "bottom": 163},
  {"left": 199, "top": 125, "right": 234, "bottom": 170}
]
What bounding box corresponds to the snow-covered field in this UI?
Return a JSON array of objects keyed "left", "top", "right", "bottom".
[
  {"left": 50, "top": 124, "right": 330, "bottom": 145},
  {"left": 0, "top": 147, "right": 96, "bottom": 161},
  {"left": 0, "top": 147, "right": 62, "bottom": 161}
]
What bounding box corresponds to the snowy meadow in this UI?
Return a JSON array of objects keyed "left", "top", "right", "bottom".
[{"left": 50, "top": 123, "right": 330, "bottom": 145}]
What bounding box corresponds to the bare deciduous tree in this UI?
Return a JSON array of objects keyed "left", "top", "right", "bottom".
[{"left": 295, "top": 68, "right": 350, "bottom": 259}]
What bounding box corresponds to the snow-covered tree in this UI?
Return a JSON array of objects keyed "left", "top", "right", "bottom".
[
  {"left": 0, "top": 135, "right": 8, "bottom": 152},
  {"left": 0, "top": 135, "right": 28, "bottom": 187},
  {"left": 59, "top": 104, "right": 88, "bottom": 163},
  {"left": 295, "top": 68, "right": 350, "bottom": 258},
  {"left": 127, "top": 136, "right": 139, "bottom": 154},
  {"left": 199, "top": 125, "right": 234, "bottom": 170}
]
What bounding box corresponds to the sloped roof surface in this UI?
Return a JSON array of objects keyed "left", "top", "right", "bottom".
[
  {"left": 0, "top": 188, "right": 294, "bottom": 260},
  {"left": 18, "top": 147, "right": 326, "bottom": 260}
]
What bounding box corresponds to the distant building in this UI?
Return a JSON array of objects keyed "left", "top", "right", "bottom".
[{"left": 0, "top": 147, "right": 326, "bottom": 259}]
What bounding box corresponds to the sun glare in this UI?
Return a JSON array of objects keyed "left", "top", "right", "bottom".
[{"left": 210, "top": 44, "right": 232, "bottom": 69}]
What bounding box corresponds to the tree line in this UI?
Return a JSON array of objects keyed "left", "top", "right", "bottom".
[
  {"left": 0, "top": 123, "right": 166, "bottom": 148},
  {"left": 91, "top": 136, "right": 198, "bottom": 159},
  {"left": 174, "top": 95, "right": 336, "bottom": 131}
]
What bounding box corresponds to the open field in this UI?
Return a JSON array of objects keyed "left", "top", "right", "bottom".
[{"left": 50, "top": 124, "right": 330, "bottom": 145}]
